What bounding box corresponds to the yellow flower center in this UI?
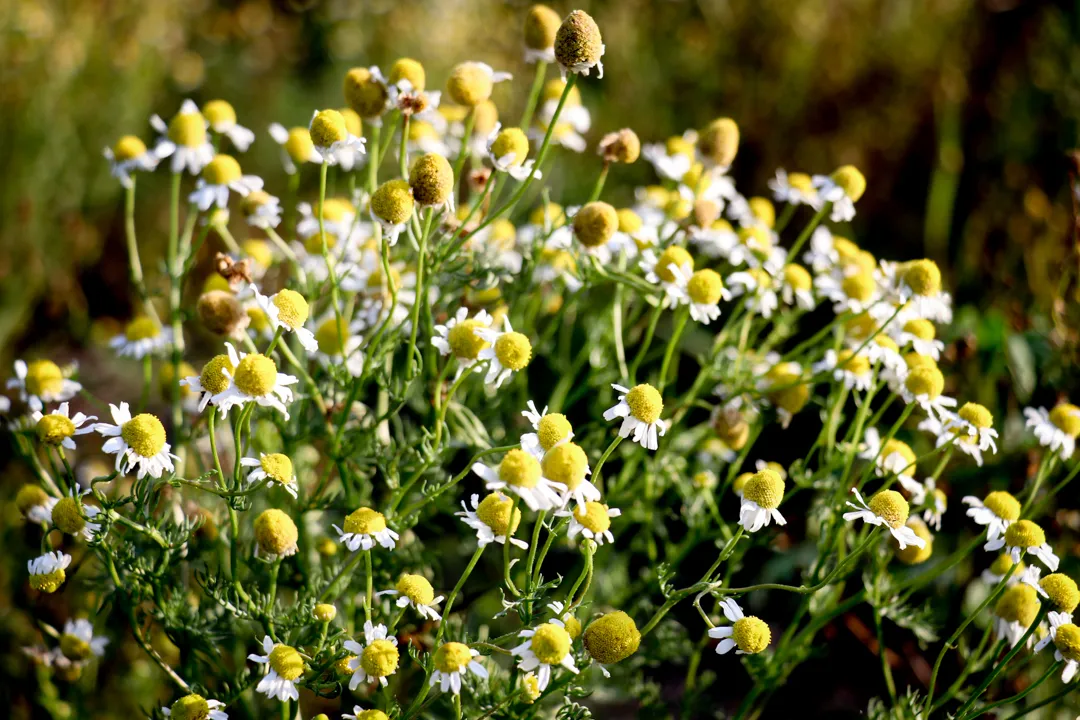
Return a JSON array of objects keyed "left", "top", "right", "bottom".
[
  {"left": 409, "top": 154, "right": 453, "bottom": 206},
  {"left": 541, "top": 442, "right": 588, "bottom": 490},
  {"left": 904, "top": 352, "right": 937, "bottom": 372},
  {"left": 530, "top": 202, "right": 565, "bottom": 227},
  {"left": 688, "top": 269, "right": 725, "bottom": 305},
  {"left": 197, "top": 291, "right": 245, "bottom": 335},
  {"left": 732, "top": 616, "right": 771, "bottom": 654},
  {"left": 199, "top": 354, "right": 235, "bottom": 396},
  {"left": 361, "top": 639, "right": 399, "bottom": 678},
  {"left": 573, "top": 501, "right": 612, "bottom": 534},
  {"left": 203, "top": 154, "right": 242, "bottom": 185},
  {"left": 268, "top": 644, "right": 304, "bottom": 681},
  {"left": 1040, "top": 573, "right": 1080, "bottom": 614},
  {"left": 525, "top": 4, "right": 560, "bottom": 50},
  {"left": 583, "top": 611, "right": 640, "bottom": 664},
  {"left": 491, "top": 127, "right": 530, "bottom": 167},
  {"left": 304, "top": 232, "right": 336, "bottom": 255},
  {"left": 1054, "top": 624, "right": 1080, "bottom": 663},
  {"left": 24, "top": 359, "right": 64, "bottom": 397},
  {"left": 233, "top": 354, "right": 278, "bottom": 397},
  {"left": 121, "top": 413, "right": 167, "bottom": 458},
  {"left": 536, "top": 413, "right": 572, "bottom": 451},
  {"left": 60, "top": 633, "right": 92, "bottom": 661},
  {"left": 30, "top": 568, "right": 66, "bottom": 593},
  {"left": 309, "top": 109, "right": 348, "bottom": 148},
  {"left": 168, "top": 110, "right": 207, "bottom": 148},
  {"left": 344, "top": 507, "right": 387, "bottom": 535},
  {"left": 902, "top": 318, "right": 935, "bottom": 341},
  {"left": 203, "top": 99, "right": 236, "bottom": 128},
  {"left": 254, "top": 509, "right": 298, "bottom": 556},
  {"left": 958, "top": 402, "right": 993, "bottom": 430},
  {"left": 446, "top": 63, "right": 493, "bottom": 107},
  {"left": 783, "top": 264, "right": 812, "bottom": 292},
  {"left": 284, "top": 127, "right": 315, "bottom": 164},
  {"left": 880, "top": 439, "right": 915, "bottom": 475},
  {"left": 1050, "top": 403, "right": 1080, "bottom": 437},
  {"left": 125, "top": 316, "right": 161, "bottom": 341},
  {"left": 37, "top": 414, "right": 75, "bottom": 445},
  {"left": 396, "top": 574, "right": 435, "bottom": 605},
  {"left": 867, "top": 490, "right": 910, "bottom": 529},
  {"left": 16, "top": 485, "right": 49, "bottom": 516},
  {"left": 472, "top": 99, "right": 500, "bottom": 135},
  {"left": 476, "top": 493, "right": 521, "bottom": 536},
  {"left": 563, "top": 615, "right": 582, "bottom": 640},
  {"left": 333, "top": 655, "right": 356, "bottom": 676},
  {"left": 113, "top": 135, "right": 147, "bottom": 161},
  {"left": 168, "top": 694, "right": 211, "bottom": 720},
  {"left": 874, "top": 335, "right": 899, "bottom": 353},
  {"left": 344, "top": 67, "right": 389, "bottom": 118},
  {"left": 523, "top": 673, "right": 541, "bottom": 702},
  {"left": 259, "top": 453, "right": 293, "bottom": 485},
  {"left": 990, "top": 553, "right": 1021, "bottom": 576},
  {"left": 498, "top": 449, "right": 542, "bottom": 488},
  {"left": 748, "top": 197, "right": 775, "bottom": 228},
  {"left": 904, "top": 366, "right": 944, "bottom": 399},
  {"left": 530, "top": 622, "right": 571, "bottom": 665},
  {"left": 242, "top": 239, "right": 274, "bottom": 269},
  {"left": 994, "top": 584, "right": 1039, "bottom": 626},
  {"left": 982, "top": 491, "right": 1021, "bottom": 522},
  {"left": 693, "top": 471, "right": 717, "bottom": 490},
  {"left": 433, "top": 642, "right": 472, "bottom": 673},
  {"left": 495, "top": 332, "right": 532, "bottom": 371},
  {"left": 617, "top": 208, "right": 643, "bottom": 234},
  {"left": 787, "top": 172, "right": 816, "bottom": 195},
  {"left": 314, "top": 318, "right": 348, "bottom": 356},
  {"left": 447, "top": 319, "right": 490, "bottom": 360},
  {"left": 742, "top": 469, "right": 784, "bottom": 510},
  {"left": 625, "top": 384, "right": 663, "bottom": 424},
  {"left": 371, "top": 179, "right": 415, "bottom": 225},
  {"left": 554, "top": 9, "right": 603, "bottom": 69},
  {"left": 903, "top": 259, "right": 942, "bottom": 297},
  {"left": 841, "top": 272, "right": 876, "bottom": 302},
  {"left": 655, "top": 246, "right": 693, "bottom": 284},
  {"left": 52, "top": 497, "right": 85, "bottom": 534},
  {"left": 836, "top": 349, "right": 871, "bottom": 377},
  {"left": 896, "top": 520, "right": 934, "bottom": 564},
  {"left": 1004, "top": 519, "right": 1046, "bottom": 549},
  {"left": 830, "top": 165, "right": 866, "bottom": 201},
  {"left": 389, "top": 57, "right": 426, "bottom": 91},
  {"left": 697, "top": 117, "right": 740, "bottom": 167},
  {"left": 573, "top": 201, "right": 618, "bottom": 249},
  {"left": 272, "top": 289, "right": 310, "bottom": 329}
]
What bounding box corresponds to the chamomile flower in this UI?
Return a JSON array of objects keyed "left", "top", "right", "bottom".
[
  {"left": 523, "top": 5, "right": 560, "bottom": 63},
  {"left": 985, "top": 520, "right": 1059, "bottom": 571},
  {"left": 779, "top": 263, "right": 816, "bottom": 309},
  {"left": 103, "top": 135, "right": 159, "bottom": 188},
  {"left": 708, "top": 598, "right": 771, "bottom": 655},
  {"left": 240, "top": 453, "right": 299, "bottom": 499},
  {"left": 894, "top": 259, "right": 952, "bottom": 323},
  {"left": 727, "top": 267, "right": 780, "bottom": 319},
  {"left": 109, "top": 317, "right": 173, "bottom": 359},
  {"left": 1034, "top": 612, "right": 1080, "bottom": 683},
  {"left": 161, "top": 694, "right": 229, "bottom": 720},
  {"left": 250, "top": 285, "right": 318, "bottom": 353},
  {"left": 16, "top": 485, "right": 56, "bottom": 525},
  {"left": 28, "top": 551, "right": 71, "bottom": 593},
  {"left": 457, "top": 492, "right": 528, "bottom": 548},
  {"left": 309, "top": 109, "right": 367, "bottom": 166},
  {"left": 49, "top": 483, "right": 102, "bottom": 540},
  {"left": 429, "top": 642, "right": 488, "bottom": 694},
  {"left": 200, "top": 98, "right": 254, "bottom": 150},
  {"left": 814, "top": 349, "right": 874, "bottom": 391},
  {"left": 542, "top": 442, "right": 600, "bottom": 507},
  {"left": 248, "top": 636, "right": 303, "bottom": 701},
  {"left": 475, "top": 316, "right": 533, "bottom": 388},
  {"left": 94, "top": 402, "right": 177, "bottom": 479},
  {"left": 962, "top": 490, "right": 1021, "bottom": 541},
  {"left": 512, "top": 621, "right": 579, "bottom": 691},
  {"left": 802, "top": 226, "right": 841, "bottom": 273},
  {"left": 900, "top": 366, "right": 957, "bottom": 419},
  {"left": 58, "top": 619, "right": 108, "bottom": 662},
  {"left": 935, "top": 402, "right": 998, "bottom": 466},
  {"left": 738, "top": 469, "right": 787, "bottom": 532},
  {"left": 811, "top": 165, "right": 865, "bottom": 222},
  {"left": 582, "top": 611, "right": 640, "bottom": 677},
  {"left": 548, "top": 602, "right": 582, "bottom": 640},
  {"left": 894, "top": 318, "right": 944, "bottom": 359},
  {"left": 8, "top": 359, "right": 82, "bottom": 412},
  {"left": 520, "top": 400, "right": 574, "bottom": 457},
  {"left": 31, "top": 402, "right": 95, "bottom": 449},
  {"left": 678, "top": 268, "right": 732, "bottom": 324},
  {"left": 982, "top": 554, "right": 1026, "bottom": 585},
  {"left": 253, "top": 509, "right": 298, "bottom": 560},
  {"left": 640, "top": 246, "right": 694, "bottom": 303},
  {"left": 487, "top": 124, "right": 541, "bottom": 181},
  {"left": 843, "top": 488, "right": 926, "bottom": 550},
  {"left": 344, "top": 621, "right": 400, "bottom": 689},
  {"left": 188, "top": 154, "right": 263, "bottom": 210},
  {"left": 343, "top": 707, "right": 387, "bottom": 720},
  {"left": 378, "top": 574, "right": 444, "bottom": 621},
  {"left": 643, "top": 135, "right": 695, "bottom": 182},
  {"left": 334, "top": 507, "right": 399, "bottom": 552},
  {"left": 1024, "top": 403, "right": 1080, "bottom": 461},
  {"left": 860, "top": 429, "right": 917, "bottom": 483},
  {"left": 559, "top": 501, "right": 620, "bottom": 544},
  {"left": 604, "top": 383, "right": 667, "bottom": 451},
  {"left": 815, "top": 267, "right": 880, "bottom": 315},
  {"left": 240, "top": 190, "right": 283, "bottom": 230},
  {"left": 1039, "top": 573, "right": 1080, "bottom": 614},
  {"left": 150, "top": 100, "right": 215, "bottom": 175},
  {"left": 473, "top": 449, "right": 566, "bottom": 511},
  {"left": 309, "top": 316, "right": 365, "bottom": 378},
  {"left": 992, "top": 584, "right": 1041, "bottom": 649},
  {"left": 432, "top": 307, "right": 493, "bottom": 374},
  {"left": 768, "top": 169, "right": 820, "bottom": 208},
  {"left": 178, "top": 353, "right": 236, "bottom": 413},
  {"left": 210, "top": 343, "right": 299, "bottom": 419},
  {"left": 268, "top": 124, "right": 322, "bottom": 174}
]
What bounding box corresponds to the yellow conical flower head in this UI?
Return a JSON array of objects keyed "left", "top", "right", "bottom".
[
  {"left": 396, "top": 574, "right": 435, "bottom": 605},
  {"left": 495, "top": 331, "right": 532, "bottom": 371},
  {"left": 169, "top": 107, "right": 207, "bottom": 148},
  {"left": 599, "top": 128, "right": 641, "bottom": 164},
  {"left": 732, "top": 616, "right": 771, "bottom": 654},
  {"left": 896, "top": 520, "right": 933, "bottom": 564},
  {"left": 113, "top": 135, "right": 147, "bottom": 161},
  {"left": 1004, "top": 519, "right": 1045, "bottom": 549},
  {"left": 583, "top": 611, "right": 640, "bottom": 664},
  {"left": 1050, "top": 403, "right": 1080, "bottom": 437},
  {"left": 339, "top": 108, "right": 363, "bottom": 137},
  {"left": 625, "top": 384, "right": 663, "bottom": 424},
  {"left": 1054, "top": 624, "right": 1080, "bottom": 663},
  {"left": 30, "top": 568, "right": 67, "bottom": 593},
  {"left": 491, "top": 127, "right": 530, "bottom": 167},
  {"left": 543, "top": 78, "right": 582, "bottom": 106},
  {"left": 1039, "top": 573, "right": 1080, "bottom": 613},
  {"left": 409, "top": 154, "right": 453, "bottom": 207},
  {"left": 540, "top": 442, "right": 588, "bottom": 490},
  {"left": 284, "top": 127, "right": 315, "bottom": 164},
  {"left": 52, "top": 497, "right": 85, "bottom": 535},
  {"left": 310, "top": 109, "right": 348, "bottom": 149},
  {"left": 259, "top": 454, "right": 293, "bottom": 485},
  {"left": 125, "top": 316, "right": 162, "bottom": 341},
  {"left": 371, "top": 179, "right": 415, "bottom": 225},
  {"left": 990, "top": 553, "right": 1022, "bottom": 577},
  {"left": 574, "top": 501, "right": 612, "bottom": 534},
  {"left": 563, "top": 615, "right": 582, "bottom": 640},
  {"left": 783, "top": 264, "right": 812, "bottom": 292},
  {"left": 447, "top": 318, "right": 490, "bottom": 359},
  {"left": 203, "top": 154, "right": 242, "bottom": 185},
  {"left": 233, "top": 354, "right": 279, "bottom": 398},
  {"left": 957, "top": 402, "right": 993, "bottom": 430},
  {"left": 254, "top": 509, "right": 298, "bottom": 556},
  {"left": 122, "top": 413, "right": 167, "bottom": 458},
  {"left": 476, "top": 492, "right": 522, "bottom": 536},
  {"left": 314, "top": 317, "right": 348, "bottom": 356},
  {"left": 994, "top": 583, "right": 1039, "bottom": 626},
  {"left": 982, "top": 491, "right": 1021, "bottom": 522},
  {"left": 499, "top": 449, "right": 542, "bottom": 488},
  {"left": 447, "top": 63, "right": 494, "bottom": 107},
  {"left": 830, "top": 165, "right": 866, "bottom": 201},
  {"left": 554, "top": 10, "right": 603, "bottom": 73},
  {"left": 203, "top": 99, "right": 237, "bottom": 128},
  {"left": 361, "top": 638, "right": 399, "bottom": 678},
  {"left": 697, "top": 118, "right": 739, "bottom": 167},
  {"left": 868, "top": 490, "right": 910, "bottom": 529},
  {"left": 525, "top": 5, "right": 561, "bottom": 51},
  {"left": 904, "top": 352, "right": 937, "bottom": 372},
  {"left": 472, "top": 100, "right": 500, "bottom": 135},
  {"left": 168, "top": 694, "right": 211, "bottom": 720},
  {"left": 344, "top": 507, "right": 387, "bottom": 535},
  {"left": 16, "top": 485, "right": 49, "bottom": 516},
  {"left": 742, "top": 469, "right": 784, "bottom": 510},
  {"left": 271, "top": 289, "right": 309, "bottom": 329},
  {"left": 902, "top": 259, "right": 942, "bottom": 297},
  {"left": 344, "top": 67, "right": 388, "bottom": 118},
  {"left": 199, "top": 354, "right": 235, "bottom": 396},
  {"left": 530, "top": 622, "right": 571, "bottom": 664},
  {"left": 841, "top": 271, "right": 876, "bottom": 303},
  {"left": 268, "top": 643, "right": 304, "bottom": 681},
  {"left": 37, "top": 412, "right": 75, "bottom": 445},
  {"left": 655, "top": 246, "right": 693, "bottom": 283},
  {"left": 434, "top": 642, "right": 473, "bottom": 673},
  {"left": 687, "top": 269, "right": 725, "bottom": 305},
  {"left": 241, "top": 238, "right": 274, "bottom": 269},
  {"left": 903, "top": 318, "right": 935, "bottom": 341},
  {"left": 905, "top": 366, "right": 945, "bottom": 399},
  {"left": 389, "top": 57, "right": 425, "bottom": 91},
  {"left": 748, "top": 197, "right": 775, "bottom": 228},
  {"left": 836, "top": 349, "right": 871, "bottom": 377},
  {"left": 880, "top": 439, "right": 915, "bottom": 476}
]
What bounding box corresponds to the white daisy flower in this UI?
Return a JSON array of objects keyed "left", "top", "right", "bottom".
[
  {"left": 210, "top": 342, "right": 299, "bottom": 419},
  {"left": 8, "top": 359, "right": 81, "bottom": 412},
  {"left": 150, "top": 100, "right": 215, "bottom": 175},
  {"left": 981, "top": 554, "right": 1026, "bottom": 586},
  {"left": 768, "top": 169, "right": 821, "bottom": 208},
  {"left": 639, "top": 248, "right": 692, "bottom": 304},
  {"left": 188, "top": 154, "right": 264, "bottom": 211},
  {"left": 343, "top": 707, "right": 383, "bottom": 720},
  {"left": 309, "top": 315, "right": 365, "bottom": 378},
  {"left": 308, "top": 109, "right": 367, "bottom": 166},
  {"left": 737, "top": 469, "right": 787, "bottom": 533},
  {"left": 267, "top": 123, "right": 322, "bottom": 175},
  {"left": 475, "top": 315, "right": 533, "bottom": 388},
  {"left": 457, "top": 492, "right": 529, "bottom": 549},
  {"left": 892, "top": 317, "right": 945, "bottom": 360},
  {"left": 936, "top": 404, "right": 998, "bottom": 467},
  {"left": 344, "top": 621, "right": 400, "bottom": 689},
  {"left": 802, "top": 226, "right": 842, "bottom": 273},
  {"left": 1033, "top": 612, "right": 1076, "bottom": 680},
  {"left": 240, "top": 453, "right": 299, "bottom": 499},
  {"left": 102, "top": 135, "right": 159, "bottom": 189},
  {"left": 250, "top": 284, "right": 319, "bottom": 353},
  {"left": 162, "top": 694, "right": 228, "bottom": 720},
  {"left": 109, "top": 317, "right": 173, "bottom": 360},
  {"left": 810, "top": 172, "right": 859, "bottom": 223},
  {"left": 843, "top": 488, "right": 926, "bottom": 550},
  {"left": 984, "top": 520, "right": 1059, "bottom": 571},
  {"left": 814, "top": 266, "right": 880, "bottom": 316},
  {"left": 31, "top": 402, "right": 96, "bottom": 450},
  {"left": 1024, "top": 404, "right": 1080, "bottom": 461},
  {"left": 727, "top": 268, "right": 781, "bottom": 319},
  {"left": 202, "top": 99, "right": 255, "bottom": 152},
  {"left": 59, "top": 619, "right": 109, "bottom": 660},
  {"left": 511, "top": 621, "right": 578, "bottom": 691},
  {"left": 520, "top": 400, "right": 574, "bottom": 458},
  {"left": 27, "top": 551, "right": 72, "bottom": 594},
  {"left": 248, "top": 636, "right": 303, "bottom": 701},
  {"left": 48, "top": 482, "right": 103, "bottom": 541},
  {"left": 94, "top": 402, "right": 178, "bottom": 479},
  {"left": 473, "top": 449, "right": 566, "bottom": 512},
  {"left": 603, "top": 383, "right": 667, "bottom": 451},
  {"left": 557, "top": 501, "right": 620, "bottom": 545},
  {"left": 430, "top": 642, "right": 489, "bottom": 695},
  {"left": 890, "top": 259, "right": 953, "bottom": 324},
  {"left": 962, "top": 491, "right": 1020, "bottom": 541},
  {"left": 813, "top": 348, "right": 874, "bottom": 392},
  {"left": 432, "top": 307, "right": 494, "bottom": 375},
  {"left": 707, "top": 598, "right": 772, "bottom": 655},
  {"left": 333, "top": 507, "right": 399, "bottom": 552},
  {"left": 486, "top": 123, "right": 541, "bottom": 181},
  {"left": 669, "top": 265, "right": 731, "bottom": 325},
  {"left": 377, "top": 574, "right": 444, "bottom": 622},
  {"left": 899, "top": 366, "right": 957, "bottom": 420}
]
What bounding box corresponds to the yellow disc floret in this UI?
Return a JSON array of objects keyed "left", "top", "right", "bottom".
[
  {"left": 121, "top": 413, "right": 167, "bottom": 458},
  {"left": 168, "top": 694, "right": 212, "bottom": 720},
  {"left": 434, "top": 642, "right": 473, "bottom": 673},
  {"left": 344, "top": 67, "right": 389, "bottom": 118},
  {"left": 983, "top": 491, "right": 1021, "bottom": 522},
  {"left": 268, "top": 644, "right": 304, "bottom": 681},
  {"left": 958, "top": 402, "right": 993, "bottom": 430},
  {"left": 903, "top": 318, "right": 935, "bottom": 341},
  {"left": 233, "top": 354, "right": 278, "bottom": 398},
  {"left": 841, "top": 272, "right": 876, "bottom": 303},
  {"left": 125, "top": 316, "right": 162, "bottom": 342},
  {"left": 536, "top": 412, "right": 572, "bottom": 451},
  {"left": 60, "top": 632, "right": 92, "bottom": 661},
  {"left": 868, "top": 490, "right": 910, "bottom": 529},
  {"left": 16, "top": 485, "right": 49, "bottom": 516},
  {"left": 994, "top": 583, "right": 1040, "bottom": 627},
  {"left": 37, "top": 413, "right": 75, "bottom": 445},
  {"left": 203, "top": 99, "right": 237, "bottom": 129},
  {"left": 52, "top": 497, "right": 86, "bottom": 535},
  {"left": 583, "top": 611, "right": 640, "bottom": 664},
  {"left": 200, "top": 354, "right": 235, "bottom": 396},
  {"left": 573, "top": 201, "right": 618, "bottom": 248},
  {"left": 1004, "top": 519, "right": 1045, "bottom": 549},
  {"left": 697, "top": 118, "right": 740, "bottom": 167},
  {"left": 203, "top": 154, "right": 242, "bottom": 185},
  {"left": 491, "top": 127, "right": 530, "bottom": 167},
  {"left": 830, "top": 165, "right": 866, "bottom": 201},
  {"left": 284, "top": 127, "right": 315, "bottom": 165},
  {"left": 905, "top": 366, "right": 944, "bottom": 399},
  {"left": 447, "top": 63, "right": 493, "bottom": 107},
  {"left": 688, "top": 269, "right": 725, "bottom": 305},
  {"left": 1053, "top": 623, "right": 1080, "bottom": 663},
  {"left": 748, "top": 197, "right": 775, "bottom": 228},
  {"left": 169, "top": 108, "right": 207, "bottom": 148},
  {"left": 389, "top": 57, "right": 425, "bottom": 91},
  {"left": 654, "top": 246, "right": 693, "bottom": 283},
  {"left": 309, "top": 109, "right": 348, "bottom": 149},
  {"left": 625, "top": 384, "right": 663, "bottom": 424},
  {"left": 24, "top": 359, "right": 64, "bottom": 397},
  {"left": 314, "top": 318, "right": 348, "bottom": 356},
  {"left": 254, "top": 509, "right": 298, "bottom": 557},
  {"left": 1039, "top": 574, "right": 1080, "bottom": 613},
  {"left": 574, "top": 501, "right": 612, "bottom": 534},
  {"left": 499, "top": 449, "right": 542, "bottom": 489},
  {"left": 495, "top": 332, "right": 532, "bottom": 371},
  {"left": 112, "top": 135, "right": 147, "bottom": 161},
  {"left": 1050, "top": 403, "right": 1080, "bottom": 437},
  {"left": 361, "top": 638, "right": 399, "bottom": 678},
  {"left": 903, "top": 260, "right": 942, "bottom": 297},
  {"left": 447, "top": 319, "right": 490, "bottom": 360},
  {"left": 525, "top": 4, "right": 561, "bottom": 51},
  {"left": 783, "top": 264, "right": 812, "bottom": 292},
  {"left": 314, "top": 603, "right": 337, "bottom": 623},
  {"left": 371, "top": 179, "right": 415, "bottom": 225},
  {"left": 541, "top": 442, "right": 589, "bottom": 490},
  {"left": 530, "top": 622, "right": 571, "bottom": 664},
  {"left": 731, "top": 616, "right": 771, "bottom": 654},
  {"left": 259, "top": 454, "right": 293, "bottom": 485},
  {"left": 554, "top": 10, "right": 603, "bottom": 71},
  {"left": 409, "top": 154, "right": 454, "bottom": 207},
  {"left": 271, "top": 289, "right": 309, "bottom": 329},
  {"left": 742, "top": 469, "right": 785, "bottom": 510},
  {"left": 344, "top": 507, "right": 388, "bottom": 536},
  {"left": 896, "top": 520, "right": 934, "bottom": 564},
  {"left": 476, "top": 493, "right": 521, "bottom": 537},
  {"left": 396, "top": 574, "right": 435, "bottom": 605}
]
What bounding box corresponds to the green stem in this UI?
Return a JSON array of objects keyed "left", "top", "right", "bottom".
[
  {"left": 629, "top": 300, "right": 664, "bottom": 383},
  {"left": 434, "top": 544, "right": 485, "bottom": 646},
  {"left": 405, "top": 209, "right": 434, "bottom": 380},
  {"left": 123, "top": 179, "right": 159, "bottom": 324},
  {"left": 658, "top": 306, "right": 690, "bottom": 392},
  {"left": 518, "top": 60, "right": 548, "bottom": 129},
  {"left": 954, "top": 605, "right": 1049, "bottom": 718},
  {"left": 586, "top": 163, "right": 609, "bottom": 203},
  {"left": 785, "top": 203, "right": 830, "bottom": 263}
]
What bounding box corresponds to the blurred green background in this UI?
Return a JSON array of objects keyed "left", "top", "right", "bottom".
[{"left": 4, "top": 0, "right": 1080, "bottom": 717}]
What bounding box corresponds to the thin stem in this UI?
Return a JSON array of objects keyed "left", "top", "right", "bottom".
[
  {"left": 629, "top": 300, "right": 664, "bottom": 383},
  {"left": 658, "top": 306, "right": 690, "bottom": 392},
  {"left": 124, "top": 179, "right": 159, "bottom": 323},
  {"left": 519, "top": 60, "right": 548, "bottom": 129},
  {"left": 434, "top": 544, "right": 485, "bottom": 646}
]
